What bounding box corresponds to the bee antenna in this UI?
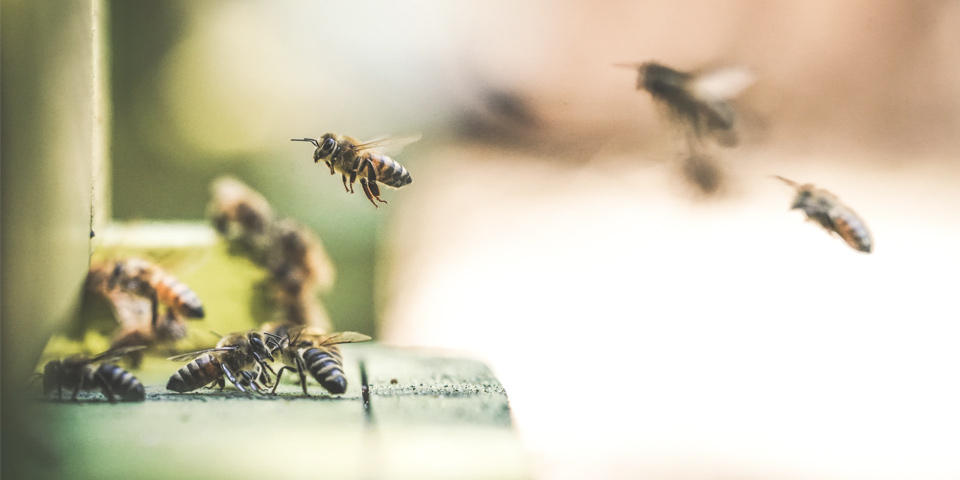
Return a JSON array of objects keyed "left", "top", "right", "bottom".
[{"left": 291, "top": 138, "right": 320, "bottom": 148}]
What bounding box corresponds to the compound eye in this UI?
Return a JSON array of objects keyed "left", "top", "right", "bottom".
[{"left": 321, "top": 137, "right": 337, "bottom": 156}]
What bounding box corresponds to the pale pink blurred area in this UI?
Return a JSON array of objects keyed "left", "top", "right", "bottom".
[{"left": 381, "top": 147, "right": 960, "bottom": 480}]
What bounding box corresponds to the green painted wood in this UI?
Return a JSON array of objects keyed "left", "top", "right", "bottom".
[{"left": 27, "top": 344, "right": 529, "bottom": 480}]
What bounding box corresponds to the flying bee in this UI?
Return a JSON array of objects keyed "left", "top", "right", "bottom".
[
  {"left": 39, "top": 347, "right": 146, "bottom": 402},
  {"left": 616, "top": 61, "right": 755, "bottom": 148},
  {"left": 108, "top": 258, "right": 205, "bottom": 329},
  {"left": 266, "top": 324, "right": 371, "bottom": 395},
  {"left": 774, "top": 176, "right": 873, "bottom": 253},
  {"left": 166, "top": 330, "right": 282, "bottom": 394},
  {"left": 291, "top": 133, "right": 417, "bottom": 207}
]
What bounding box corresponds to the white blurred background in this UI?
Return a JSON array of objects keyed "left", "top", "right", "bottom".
[{"left": 106, "top": 1, "right": 960, "bottom": 478}]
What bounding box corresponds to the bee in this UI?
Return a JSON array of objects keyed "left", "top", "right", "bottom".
[
  {"left": 109, "top": 309, "right": 189, "bottom": 369},
  {"left": 266, "top": 324, "right": 371, "bottom": 395},
  {"left": 616, "top": 61, "right": 754, "bottom": 148},
  {"left": 208, "top": 177, "right": 277, "bottom": 266},
  {"left": 108, "top": 258, "right": 205, "bottom": 330},
  {"left": 266, "top": 218, "right": 336, "bottom": 298},
  {"left": 291, "top": 133, "right": 417, "bottom": 207},
  {"left": 40, "top": 347, "right": 146, "bottom": 402},
  {"left": 166, "top": 330, "right": 282, "bottom": 394},
  {"left": 774, "top": 176, "right": 873, "bottom": 253}
]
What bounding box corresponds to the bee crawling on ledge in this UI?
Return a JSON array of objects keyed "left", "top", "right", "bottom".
[
  {"left": 166, "top": 330, "right": 282, "bottom": 394},
  {"left": 291, "top": 133, "right": 417, "bottom": 207},
  {"left": 264, "top": 323, "right": 371, "bottom": 396},
  {"left": 38, "top": 346, "right": 147, "bottom": 402},
  {"left": 774, "top": 175, "right": 873, "bottom": 254}
]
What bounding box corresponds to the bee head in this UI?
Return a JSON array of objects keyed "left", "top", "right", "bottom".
[
  {"left": 107, "top": 262, "right": 124, "bottom": 289},
  {"left": 791, "top": 190, "right": 813, "bottom": 210},
  {"left": 317, "top": 135, "right": 338, "bottom": 161},
  {"left": 42, "top": 360, "right": 61, "bottom": 394},
  {"left": 249, "top": 334, "right": 274, "bottom": 363}
]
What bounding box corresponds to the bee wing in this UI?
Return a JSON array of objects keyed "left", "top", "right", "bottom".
[
  {"left": 315, "top": 332, "right": 373, "bottom": 347},
  {"left": 690, "top": 66, "right": 755, "bottom": 103},
  {"left": 166, "top": 347, "right": 236, "bottom": 362},
  {"left": 89, "top": 345, "right": 148, "bottom": 363},
  {"left": 354, "top": 134, "right": 422, "bottom": 155}
]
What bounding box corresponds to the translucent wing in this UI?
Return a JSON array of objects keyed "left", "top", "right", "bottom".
[
  {"left": 89, "top": 345, "right": 148, "bottom": 363},
  {"left": 354, "top": 134, "right": 422, "bottom": 155},
  {"left": 314, "top": 332, "right": 373, "bottom": 347},
  {"left": 166, "top": 347, "right": 236, "bottom": 362},
  {"left": 690, "top": 66, "right": 754, "bottom": 103}
]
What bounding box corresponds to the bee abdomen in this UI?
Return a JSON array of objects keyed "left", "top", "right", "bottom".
[
  {"left": 167, "top": 354, "right": 220, "bottom": 393},
  {"left": 369, "top": 153, "right": 412, "bottom": 188},
  {"left": 831, "top": 209, "right": 872, "bottom": 253},
  {"left": 154, "top": 275, "right": 205, "bottom": 318},
  {"left": 96, "top": 364, "right": 145, "bottom": 401},
  {"left": 303, "top": 347, "right": 347, "bottom": 394}
]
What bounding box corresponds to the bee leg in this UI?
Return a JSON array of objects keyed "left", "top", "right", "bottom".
[
  {"left": 360, "top": 159, "right": 386, "bottom": 206},
  {"left": 326, "top": 161, "right": 335, "bottom": 175},
  {"left": 215, "top": 377, "right": 226, "bottom": 390},
  {"left": 149, "top": 291, "right": 160, "bottom": 330},
  {"left": 93, "top": 371, "right": 117, "bottom": 403},
  {"left": 341, "top": 174, "right": 353, "bottom": 193},
  {"left": 220, "top": 364, "right": 246, "bottom": 393},
  {"left": 270, "top": 366, "right": 296, "bottom": 394},
  {"left": 295, "top": 357, "right": 310, "bottom": 396}
]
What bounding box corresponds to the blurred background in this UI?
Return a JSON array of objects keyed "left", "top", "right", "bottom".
[{"left": 4, "top": 0, "right": 960, "bottom": 479}]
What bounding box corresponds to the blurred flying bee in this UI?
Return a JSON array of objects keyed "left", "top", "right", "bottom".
[
  {"left": 208, "top": 177, "right": 277, "bottom": 266},
  {"left": 108, "top": 258, "right": 205, "bottom": 329},
  {"left": 291, "top": 133, "right": 417, "bottom": 207},
  {"left": 266, "top": 324, "right": 371, "bottom": 395},
  {"left": 682, "top": 154, "right": 724, "bottom": 196},
  {"left": 166, "top": 330, "right": 281, "bottom": 394},
  {"left": 109, "top": 309, "right": 188, "bottom": 369},
  {"left": 39, "top": 346, "right": 146, "bottom": 402},
  {"left": 616, "top": 61, "right": 755, "bottom": 148},
  {"left": 774, "top": 176, "right": 873, "bottom": 253}
]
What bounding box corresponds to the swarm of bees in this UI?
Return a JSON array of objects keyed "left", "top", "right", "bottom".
[
  {"left": 291, "top": 133, "right": 417, "bottom": 208},
  {"left": 39, "top": 347, "right": 146, "bottom": 402},
  {"left": 773, "top": 176, "right": 873, "bottom": 253},
  {"left": 85, "top": 258, "right": 207, "bottom": 367}
]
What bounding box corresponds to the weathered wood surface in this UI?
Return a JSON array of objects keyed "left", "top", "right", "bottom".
[{"left": 25, "top": 344, "right": 529, "bottom": 480}]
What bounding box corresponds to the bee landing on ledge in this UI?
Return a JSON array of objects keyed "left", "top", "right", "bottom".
[
  {"left": 291, "top": 133, "right": 417, "bottom": 208},
  {"left": 774, "top": 176, "right": 873, "bottom": 254}
]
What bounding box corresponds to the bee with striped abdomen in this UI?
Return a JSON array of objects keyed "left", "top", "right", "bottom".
[
  {"left": 166, "top": 330, "right": 281, "bottom": 394},
  {"left": 267, "top": 324, "right": 371, "bottom": 395},
  {"left": 40, "top": 347, "right": 146, "bottom": 402},
  {"left": 108, "top": 258, "right": 205, "bottom": 330},
  {"left": 291, "top": 133, "right": 417, "bottom": 207},
  {"left": 774, "top": 176, "right": 873, "bottom": 253},
  {"left": 616, "top": 61, "right": 754, "bottom": 148}
]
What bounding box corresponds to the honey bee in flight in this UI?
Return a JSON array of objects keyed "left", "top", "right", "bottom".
[
  {"left": 108, "top": 258, "right": 205, "bottom": 330},
  {"left": 208, "top": 177, "right": 277, "bottom": 266},
  {"left": 265, "top": 324, "right": 371, "bottom": 395},
  {"left": 166, "top": 330, "right": 282, "bottom": 394},
  {"left": 774, "top": 176, "right": 873, "bottom": 253},
  {"left": 40, "top": 347, "right": 146, "bottom": 402},
  {"left": 616, "top": 61, "right": 755, "bottom": 148},
  {"left": 291, "top": 133, "right": 417, "bottom": 207}
]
